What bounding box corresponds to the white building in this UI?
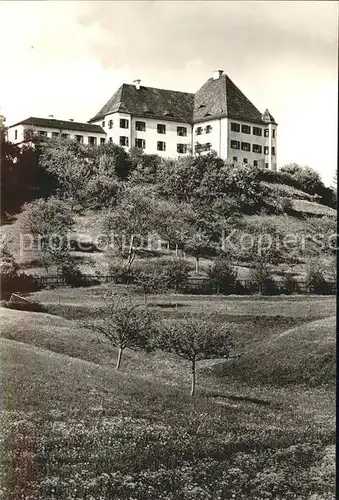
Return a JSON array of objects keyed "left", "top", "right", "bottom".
[
  {"left": 89, "top": 70, "right": 277, "bottom": 170},
  {"left": 7, "top": 117, "right": 106, "bottom": 146},
  {"left": 7, "top": 71, "right": 277, "bottom": 170}
]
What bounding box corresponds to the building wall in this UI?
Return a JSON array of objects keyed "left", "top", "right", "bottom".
[
  {"left": 7, "top": 124, "right": 106, "bottom": 145},
  {"left": 227, "top": 118, "right": 277, "bottom": 170},
  {"left": 93, "top": 113, "right": 192, "bottom": 157}
]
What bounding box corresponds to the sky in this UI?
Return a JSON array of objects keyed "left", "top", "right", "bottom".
[{"left": 0, "top": 1, "right": 337, "bottom": 185}]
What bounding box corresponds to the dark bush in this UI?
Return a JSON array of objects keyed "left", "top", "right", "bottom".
[
  {"left": 281, "top": 274, "right": 300, "bottom": 295},
  {"left": 0, "top": 273, "right": 40, "bottom": 300},
  {"left": 108, "top": 262, "right": 136, "bottom": 284},
  {"left": 61, "top": 263, "right": 88, "bottom": 287},
  {"left": 305, "top": 268, "right": 333, "bottom": 295}
]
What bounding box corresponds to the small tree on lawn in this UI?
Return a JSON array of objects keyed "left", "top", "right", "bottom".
[
  {"left": 134, "top": 268, "right": 168, "bottom": 304},
  {"left": 86, "top": 296, "right": 155, "bottom": 370},
  {"left": 207, "top": 257, "right": 237, "bottom": 294},
  {"left": 184, "top": 235, "right": 215, "bottom": 274},
  {"left": 155, "top": 314, "right": 234, "bottom": 396},
  {"left": 164, "top": 258, "right": 191, "bottom": 293}
]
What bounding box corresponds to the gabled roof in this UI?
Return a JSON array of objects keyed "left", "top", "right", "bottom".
[
  {"left": 89, "top": 84, "right": 195, "bottom": 123},
  {"left": 193, "top": 75, "right": 265, "bottom": 124},
  {"left": 89, "top": 74, "right": 276, "bottom": 126},
  {"left": 9, "top": 117, "right": 105, "bottom": 134}
]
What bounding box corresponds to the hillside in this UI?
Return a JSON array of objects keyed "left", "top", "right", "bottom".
[{"left": 0, "top": 302, "right": 335, "bottom": 499}]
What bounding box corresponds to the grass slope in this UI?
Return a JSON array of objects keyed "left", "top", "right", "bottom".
[
  {"left": 215, "top": 316, "right": 336, "bottom": 387},
  {"left": 0, "top": 311, "right": 335, "bottom": 499}
]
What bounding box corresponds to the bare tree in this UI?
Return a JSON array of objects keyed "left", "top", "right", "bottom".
[
  {"left": 155, "top": 314, "right": 234, "bottom": 396},
  {"left": 86, "top": 295, "right": 155, "bottom": 369}
]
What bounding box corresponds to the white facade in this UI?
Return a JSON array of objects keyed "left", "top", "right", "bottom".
[
  {"left": 91, "top": 113, "right": 192, "bottom": 158},
  {"left": 7, "top": 122, "right": 106, "bottom": 146}
]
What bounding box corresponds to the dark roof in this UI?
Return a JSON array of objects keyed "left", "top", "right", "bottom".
[
  {"left": 9, "top": 117, "right": 105, "bottom": 134},
  {"left": 193, "top": 75, "right": 266, "bottom": 124},
  {"left": 262, "top": 108, "right": 277, "bottom": 124},
  {"left": 89, "top": 83, "right": 195, "bottom": 123},
  {"left": 89, "top": 74, "right": 276, "bottom": 126}
]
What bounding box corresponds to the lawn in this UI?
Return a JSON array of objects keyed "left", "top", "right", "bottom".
[{"left": 0, "top": 290, "right": 336, "bottom": 499}]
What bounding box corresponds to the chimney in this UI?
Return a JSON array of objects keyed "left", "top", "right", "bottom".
[
  {"left": 69, "top": 118, "right": 74, "bottom": 122},
  {"left": 133, "top": 79, "right": 142, "bottom": 90},
  {"left": 48, "top": 114, "right": 54, "bottom": 118},
  {"left": 212, "top": 70, "right": 224, "bottom": 80}
]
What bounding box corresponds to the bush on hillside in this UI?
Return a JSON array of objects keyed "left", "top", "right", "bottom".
[
  {"left": 207, "top": 258, "right": 237, "bottom": 294},
  {"left": 305, "top": 268, "right": 333, "bottom": 295},
  {"left": 108, "top": 261, "right": 136, "bottom": 284},
  {"left": 281, "top": 274, "right": 300, "bottom": 295}
]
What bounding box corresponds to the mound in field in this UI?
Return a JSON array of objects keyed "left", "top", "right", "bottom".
[{"left": 216, "top": 316, "right": 336, "bottom": 387}]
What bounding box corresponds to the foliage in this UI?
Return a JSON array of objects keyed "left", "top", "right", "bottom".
[
  {"left": 207, "top": 257, "right": 237, "bottom": 294},
  {"left": 134, "top": 267, "right": 169, "bottom": 303},
  {"left": 85, "top": 295, "right": 155, "bottom": 369},
  {"left": 0, "top": 244, "right": 40, "bottom": 298},
  {"left": 155, "top": 314, "right": 234, "bottom": 395},
  {"left": 281, "top": 274, "right": 300, "bottom": 295},
  {"left": 162, "top": 258, "right": 191, "bottom": 292},
  {"left": 280, "top": 163, "right": 323, "bottom": 194},
  {"left": 184, "top": 234, "right": 216, "bottom": 273},
  {"left": 60, "top": 260, "right": 87, "bottom": 287},
  {"left": 305, "top": 265, "right": 332, "bottom": 295},
  {"left": 248, "top": 263, "right": 278, "bottom": 295}
]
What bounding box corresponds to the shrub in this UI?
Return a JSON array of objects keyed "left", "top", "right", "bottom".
[
  {"left": 305, "top": 268, "right": 332, "bottom": 295},
  {"left": 108, "top": 261, "right": 136, "bottom": 284},
  {"left": 162, "top": 258, "right": 191, "bottom": 292},
  {"left": 60, "top": 262, "right": 88, "bottom": 287},
  {"left": 207, "top": 258, "right": 237, "bottom": 294},
  {"left": 0, "top": 272, "right": 40, "bottom": 299},
  {"left": 281, "top": 274, "right": 300, "bottom": 295}
]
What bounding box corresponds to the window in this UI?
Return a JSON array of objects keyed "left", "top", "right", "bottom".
[
  {"left": 102, "top": 121, "right": 105, "bottom": 128},
  {"left": 88, "top": 136, "right": 97, "bottom": 145},
  {"left": 75, "top": 135, "right": 83, "bottom": 143},
  {"left": 264, "top": 129, "right": 269, "bottom": 137},
  {"left": 52, "top": 132, "right": 59, "bottom": 138},
  {"left": 241, "top": 125, "right": 251, "bottom": 134},
  {"left": 135, "top": 121, "right": 146, "bottom": 131},
  {"left": 264, "top": 146, "right": 269, "bottom": 155},
  {"left": 243, "top": 158, "right": 248, "bottom": 164},
  {"left": 272, "top": 146, "right": 276, "bottom": 156},
  {"left": 253, "top": 127, "right": 262, "bottom": 136},
  {"left": 265, "top": 162, "right": 269, "bottom": 169},
  {"left": 272, "top": 129, "right": 276, "bottom": 138},
  {"left": 177, "top": 143, "right": 188, "bottom": 154},
  {"left": 14, "top": 130, "right": 18, "bottom": 140},
  {"left": 109, "top": 137, "right": 113, "bottom": 143},
  {"left": 61, "top": 133, "right": 69, "bottom": 139},
  {"left": 135, "top": 138, "right": 146, "bottom": 149},
  {"left": 196, "top": 126, "right": 203, "bottom": 135},
  {"left": 231, "top": 122, "right": 240, "bottom": 132},
  {"left": 157, "top": 141, "right": 166, "bottom": 151},
  {"left": 177, "top": 126, "right": 187, "bottom": 136},
  {"left": 230, "top": 140, "right": 240, "bottom": 149},
  {"left": 252, "top": 144, "right": 262, "bottom": 153},
  {"left": 253, "top": 160, "right": 258, "bottom": 167},
  {"left": 157, "top": 124, "right": 166, "bottom": 134},
  {"left": 39, "top": 130, "right": 47, "bottom": 137},
  {"left": 108, "top": 120, "right": 113, "bottom": 129},
  {"left": 120, "top": 136, "right": 129, "bottom": 147},
  {"left": 120, "top": 119, "right": 129, "bottom": 129},
  {"left": 241, "top": 142, "right": 251, "bottom": 151},
  {"left": 233, "top": 156, "right": 238, "bottom": 162},
  {"left": 100, "top": 138, "right": 105, "bottom": 144},
  {"left": 205, "top": 125, "right": 212, "bottom": 134}
]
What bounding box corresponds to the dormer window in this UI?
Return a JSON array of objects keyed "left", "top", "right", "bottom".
[
  {"left": 163, "top": 109, "right": 173, "bottom": 117},
  {"left": 198, "top": 103, "right": 206, "bottom": 109}
]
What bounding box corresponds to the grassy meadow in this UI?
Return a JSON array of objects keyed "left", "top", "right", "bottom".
[{"left": 0, "top": 287, "right": 336, "bottom": 499}]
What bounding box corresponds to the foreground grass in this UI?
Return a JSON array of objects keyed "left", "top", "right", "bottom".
[
  {"left": 0, "top": 291, "right": 336, "bottom": 499},
  {"left": 0, "top": 334, "right": 335, "bottom": 500}
]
